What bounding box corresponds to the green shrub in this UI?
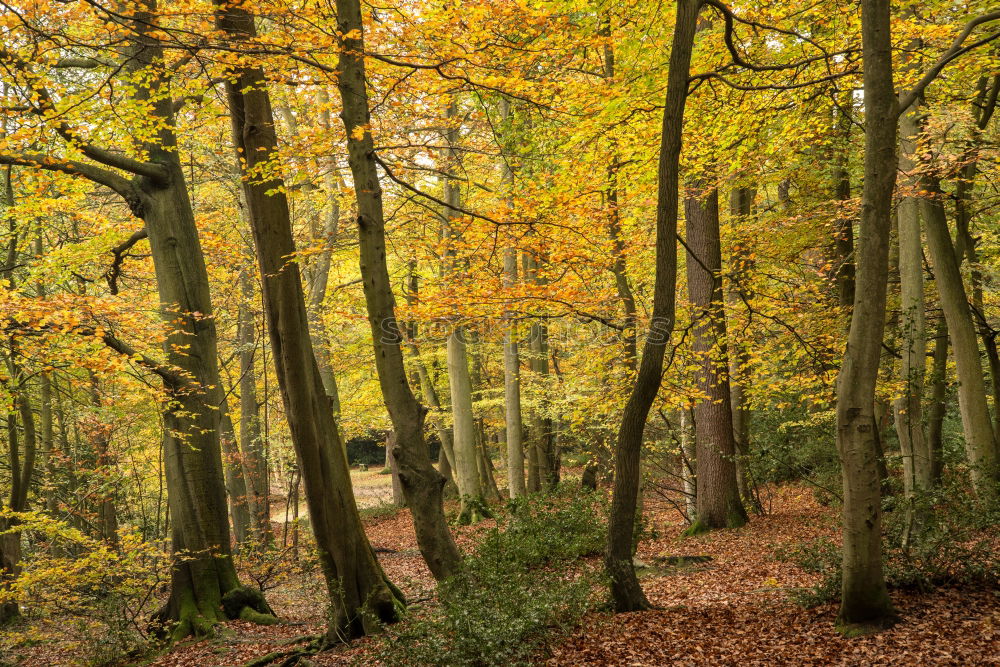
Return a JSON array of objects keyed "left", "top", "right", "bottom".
[
  {"left": 369, "top": 486, "right": 606, "bottom": 666},
  {"left": 776, "top": 483, "right": 1000, "bottom": 607}
]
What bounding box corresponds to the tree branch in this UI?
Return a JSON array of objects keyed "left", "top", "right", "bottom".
[
  {"left": 898, "top": 11, "right": 1000, "bottom": 112},
  {"left": 0, "top": 152, "right": 143, "bottom": 215},
  {"left": 105, "top": 227, "right": 149, "bottom": 294}
]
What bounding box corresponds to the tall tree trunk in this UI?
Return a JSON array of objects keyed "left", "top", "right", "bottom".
[
  {"left": 499, "top": 98, "right": 526, "bottom": 499},
  {"left": 448, "top": 329, "right": 486, "bottom": 520},
  {"left": 524, "top": 250, "right": 556, "bottom": 489},
  {"left": 216, "top": 3, "right": 404, "bottom": 638},
  {"left": 87, "top": 379, "right": 119, "bottom": 546},
  {"left": 441, "top": 100, "right": 486, "bottom": 518},
  {"left": 685, "top": 184, "right": 747, "bottom": 530},
  {"left": 108, "top": 7, "right": 264, "bottom": 636},
  {"left": 894, "top": 102, "right": 931, "bottom": 541},
  {"left": 834, "top": 0, "right": 896, "bottom": 631},
  {"left": 922, "top": 171, "right": 1000, "bottom": 495},
  {"left": 606, "top": 0, "right": 698, "bottom": 613},
  {"left": 728, "top": 187, "right": 757, "bottom": 511},
  {"left": 238, "top": 271, "right": 272, "bottom": 544},
  {"left": 385, "top": 432, "right": 405, "bottom": 507},
  {"left": 831, "top": 99, "right": 856, "bottom": 307},
  {"left": 334, "top": 0, "right": 462, "bottom": 581},
  {"left": 952, "top": 75, "right": 1000, "bottom": 441}
]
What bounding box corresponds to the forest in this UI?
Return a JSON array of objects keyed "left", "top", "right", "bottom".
[{"left": 0, "top": 0, "right": 998, "bottom": 664}]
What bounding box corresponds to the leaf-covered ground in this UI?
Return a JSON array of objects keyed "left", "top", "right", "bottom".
[{"left": 11, "top": 484, "right": 1000, "bottom": 665}]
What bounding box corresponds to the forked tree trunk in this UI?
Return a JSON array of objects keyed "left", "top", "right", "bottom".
[
  {"left": 834, "top": 0, "right": 896, "bottom": 631},
  {"left": 216, "top": 3, "right": 404, "bottom": 638},
  {"left": 685, "top": 184, "right": 747, "bottom": 530},
  {"left": 606, "top": 0, "right": 698, "bottom": 613},
  {"left": 335, "top": 0, "right": 462, "bottom": 581}
]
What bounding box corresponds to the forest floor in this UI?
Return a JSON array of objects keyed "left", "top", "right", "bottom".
[{"left": 8, "top": 477, "right": 1000, "bottom": 666}]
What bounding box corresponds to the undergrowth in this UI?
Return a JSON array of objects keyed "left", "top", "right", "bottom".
[
  {"left": 776, "top": 482, "right": 1000, "bottom": 607},
  {"left": 369, "top": 484, "right": 607, "bottom": 666}
]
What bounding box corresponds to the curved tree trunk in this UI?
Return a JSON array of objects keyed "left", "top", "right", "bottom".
[
  {"left": 605, "top": 0, "right": 698, "bottom": 613},
  {"left": 216, "top": 3, "right": 405, "bottom": 638},
  {"left": 335, "top": 0, "right": 462, "bottom": 581}
]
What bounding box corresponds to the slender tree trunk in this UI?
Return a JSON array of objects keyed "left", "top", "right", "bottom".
[
  {"left": 386, "top": 432, "right": 405, "bottom": 507},
  {"left": 448, "top": 329, "right": 486, "bottom": 519},
  {"left": 834, "top": 0, "right": 896, "bottom": 631},
  {"left": 922, "top": 172, "right": 1000, "bottom": 494},
  {"left": 499, "top": 99, "right": 526, "bottom": 499},
  {"left": 335, "top": 0, "right": 462, "bottom": 581},
  {"left": 441, "top": 101, "right": 486, "bottom": 519},
  {"left": 219, "top": 404, "right": 252, "bottom": 547},
  {"left": 238, "top": 272, "right": 272, "bottom": 544},
  {"left": 524, "top": 250, "right": 556, "bottom": 489},
  {"left": 685, "top": 184, "right": 747, "bottom": 530},
  {"left": 727, "top": 187, "right": 757, "bottom": 511},
  {"left": 927, "top": 315, "right": 949, "bottom": 484},
  {"left": 87, "top": 379, "right": 119, "bottom": 546},
  {"left": 216, "top": 3, "right": 404, "bottom": 637},
  {"left": 606, "top": 0, "right": 698, "bottom": 613},
  {"left": 894, "top": 102, "right": 931, "bottom": 541},
  {"left": 831, "top": 99, "right": 856, "bottom": 307},
  {"left": 680, "top": 407, "right": 696, "bottom": 523}
]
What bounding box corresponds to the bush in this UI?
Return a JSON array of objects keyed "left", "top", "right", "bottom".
[
  {"left": 370, "top": 486, "right": 606, "bottom": 666},
  {"left": 776, "top": 483, "right": 1000, "bottom": 607},
  {"left": 0, "top": 510, "right": 166, "bottom": 665}
]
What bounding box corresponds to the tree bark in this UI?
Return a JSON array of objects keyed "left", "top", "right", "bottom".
[
  {"left": 834, "top": 0, "right": 896, "bottom": 631},
  {"left": 605, "top": 0, "right": 698, "bottom": 613},
  {"left": 219, "top": 403, "right": 252, "bottom": 547},
  {"left": 216, "top": 3, "right": 404, "bottom": 638},
  {"left": 922, "top": 171, "right": 1000, "bottom": 495},
  {"left": 685, "top": 184, "right": 747, "bottom": 530},
  {"left": 927, "top": 315, "right": 949, "bottom": 484},
  {"left": 237, "top": 271, "right": 272, "bottom": 544},
  {"left": 334, "top": 0, "right": 462, "bottom": 581},
  {"left": 893, "top": 102, "right": 931, "bottom": 540},
  {"left": 499, "top": 98, "right": 526, "bottom": 499}
]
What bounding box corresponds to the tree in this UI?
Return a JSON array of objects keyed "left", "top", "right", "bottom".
[
  {"left": 334, "top": 0, "right": 463, "bottom": 581},
  {"left": 684, "top": 183, "right": 747, "bottom": 530},
  {"left": 606, "top": 0, "right": 700, "bottom": 613},
  {"left": 833, "top": 0, "right": 897, "bottom": 633}
]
